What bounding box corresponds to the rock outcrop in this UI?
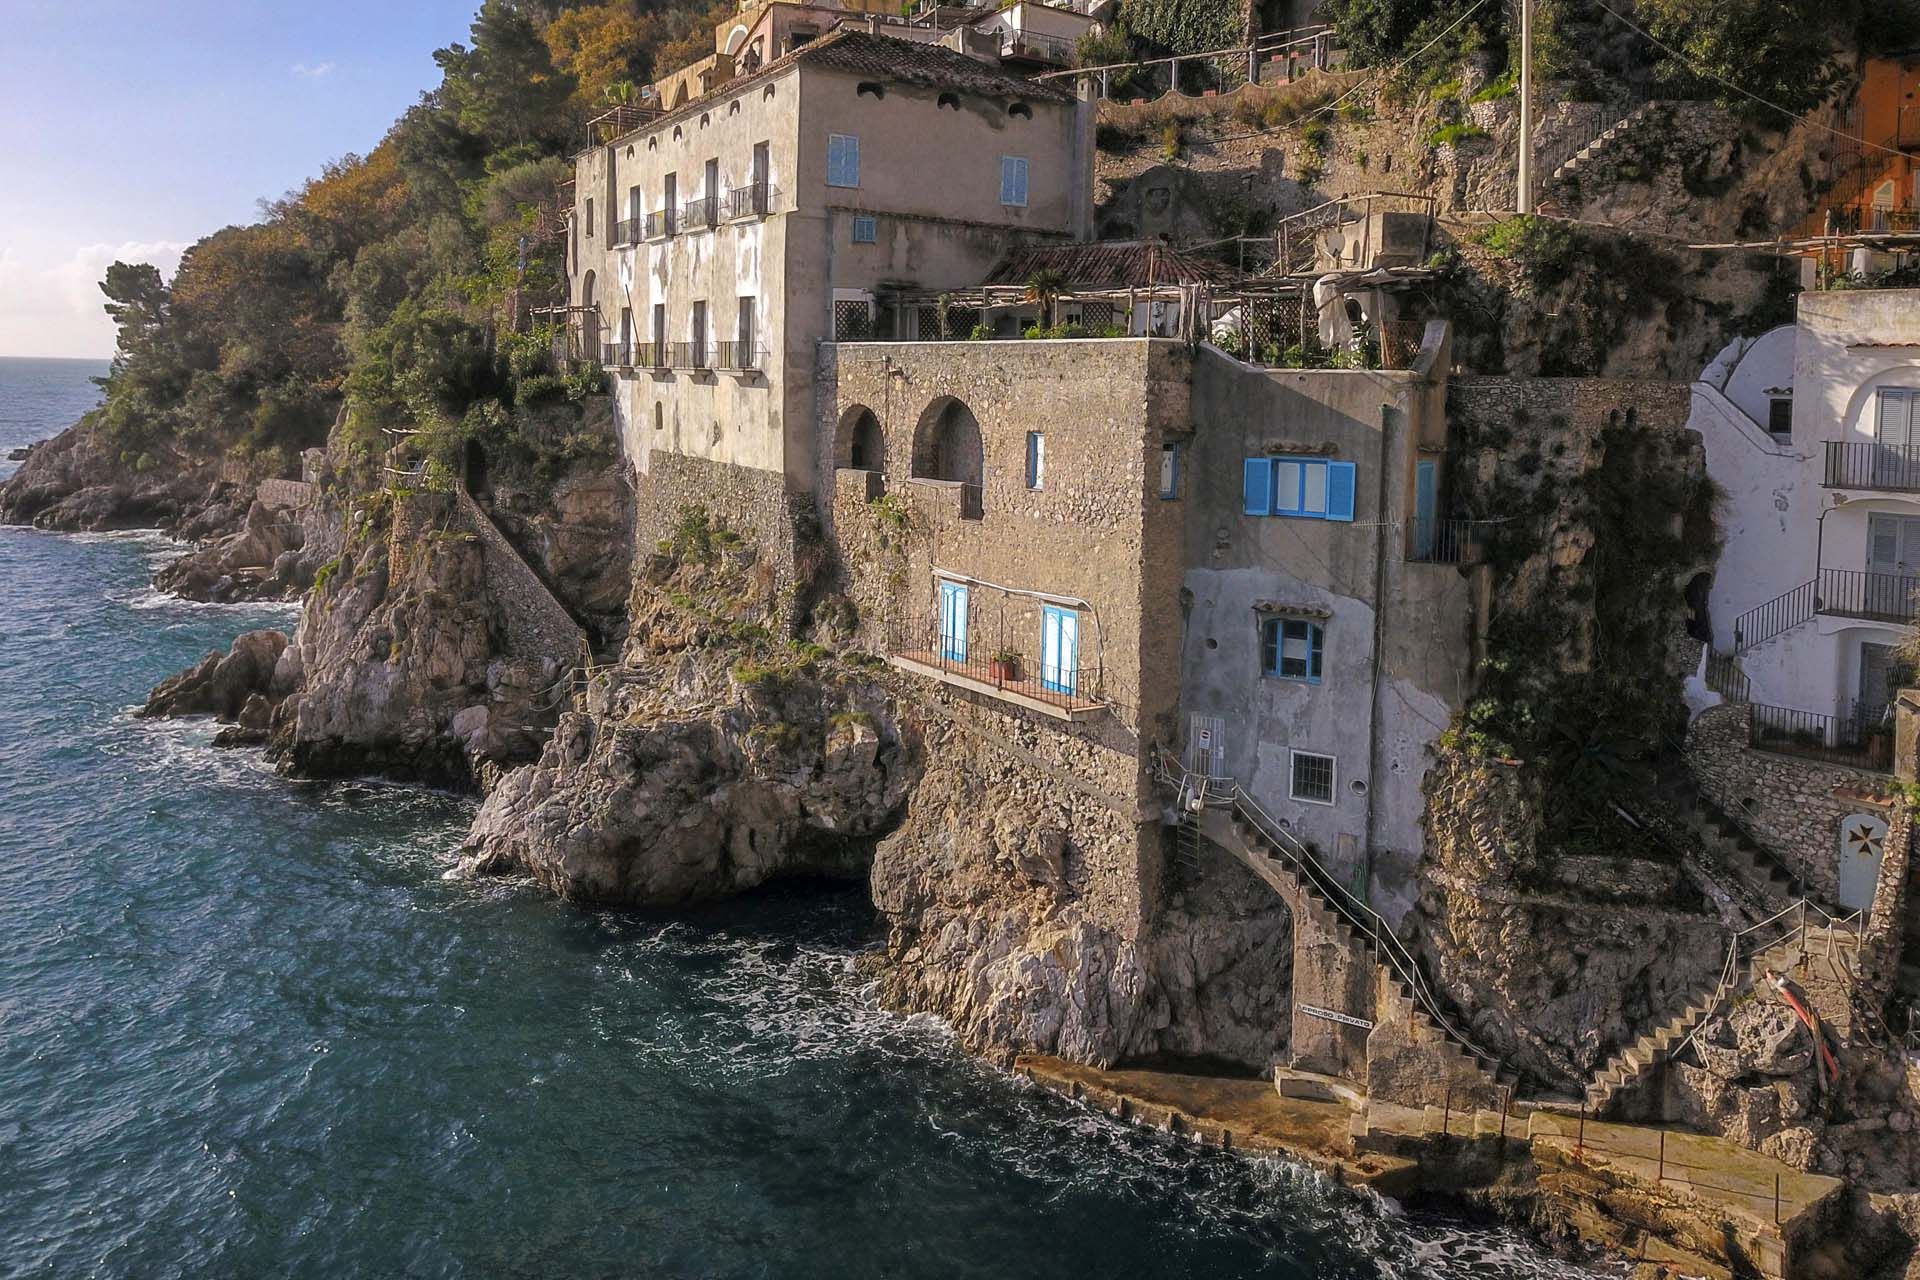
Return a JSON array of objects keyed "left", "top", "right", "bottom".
[
  {"left": 153, "top": 497, "right": 310, "bottom": 602},
  {"left": 0, "top": 421, "right": 223, "bottom": 531},
  {"left": 138, "top": 629, "right": 294, "bottom": 745}
]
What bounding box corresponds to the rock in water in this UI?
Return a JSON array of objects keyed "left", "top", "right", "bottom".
[{"left": 139, "top": 630, "right": 290, "bottom": 721}]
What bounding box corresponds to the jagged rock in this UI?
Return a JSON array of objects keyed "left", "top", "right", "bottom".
[
  {"left": 459, "top": 660, "right": 915, "bottom": 903},
  {"left": 139, "top": 630, "right": 289, "bottom": 721},
  {"left": 154, "top": 498, "right": 307, "bottom": 602},
  {"left": 0, "top": 421, "right": 223, "bottom": 531}
]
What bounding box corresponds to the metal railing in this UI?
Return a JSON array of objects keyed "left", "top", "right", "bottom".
[
  {"left": 1671, "top": 899, "right": 1864, "bottom": 1062},
  {"left": 1536, "top": 92, "right": 1655, "bottom": 180},
  {"left": 633, "top": 339, "right": 668, "bottom": 371},
  {"left": 1733, "top": 579, "right": 1815, "bottom": 651},
  {"left": 612, "top": 218, "right": 643, "bottom": 247},
  {"left": 712, "top": 341, "right": 764, "bottom": 372},
  {"left": 1152, "top": 747, "right": 1507, "bottom": 1081},
  {"left": 600, "top": 341, "right": 634, "bottom": 368},
  {"left": 1815, "top": 567, "right": 1920, "bottom": 625},
  {"left": 727, "top": 182, "right": 778, "bottom": 219},
  {"left": 999, "top": 28, "right": 1076, "bottom": 66},
  {"left": 667, "top": 341, "right": 711, "bottom": 371},
  {"left": 1407, "top": 518, "right": 1476, "bottom": 564},
  {"left": 644, "top": 208, "right": 677, "bottom": 239},
  {"left": 681, "top": 195, "right": 718, "bottom": 231},
  {"left": 885, "top": 618, "right": 1110, "bottom": 711},
  {"left": 1703, "top": 648, "right": 1750, "bottom": 704},
  {"left": 1823, "top": 441, "right": 1920, "bottom": 492},
  {"left": 1749, "top": 700, "right": 1894, "bottom": 772}
]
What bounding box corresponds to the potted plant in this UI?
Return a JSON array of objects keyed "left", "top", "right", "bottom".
[{"left": 989, "top": 650, "right": 1021, "bottom": 682}]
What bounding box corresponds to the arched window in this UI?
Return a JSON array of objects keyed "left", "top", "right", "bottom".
[
  {"left": 938, "top": 92, "right": 960, "bottom": 110},
  {"left": 1008, "top": 101, "right": 1032, "bottom": 119},
  {"left": 857, "top": 81, "right": 885, "bottom": 99},
  {"left": 836, "top": 406, "right": 884, "bottom": 472},
  {"left": 911, "top": 397, "right": 984, "bottom": 518}
]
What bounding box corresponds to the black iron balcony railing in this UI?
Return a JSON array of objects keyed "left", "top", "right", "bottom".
[
  {"left": 600, "top": 341, "right": 634, "bottom": 368},
  {"left": 612, "top": 218, "right": 643, "bottom": 247},
  {"left": 883, "top": 618, "right": 1110, "bottom": 714},
  {"left": 1749, "top": 700, "right": 1893, "bottom": 772},
  {"left": 1815, "top": 567, "right": 1920, "bottom": 624},
  {"left": 713, "top": 341, "right": 764, "bottom": 372},
  {"left": 727, "top": 182, "right": 778, "bottom": 219},
  {"left": 633, "top": 340, "right": 668, "bottom": 370},
  {"left": 1703, "top": 648, "right": 1750, "bottom": 704},
  {"left": 681, "top": 195, "right": 719, "bottom": 230},
  {"left": 668, "top": 341, "right": 710, "bottom": 371},
  {"left": 644, "top": 208, "right": 677, "bottom": 239},
  {"left": 1824, "top": 441, "right": 1920, "bottom": 493}
]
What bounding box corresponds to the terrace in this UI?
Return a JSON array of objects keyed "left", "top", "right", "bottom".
[
  {"left": 885, "top": 619, "right": 1112, "bottom": 721},
  {"left": 1822, "top": 441, "right": 1920, "bottom": 492}
]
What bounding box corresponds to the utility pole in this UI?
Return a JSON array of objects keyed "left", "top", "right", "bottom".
[{"left": 1517, "top": 0, "right": 1534, "bottom": 214}]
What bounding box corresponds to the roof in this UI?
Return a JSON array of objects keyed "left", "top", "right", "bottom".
[
  {"left": 792, "top": 28, "right": 1079, "bottom": 103},
  {"left": 983, "top": 240, "right": 1235, "bottom": 287}
]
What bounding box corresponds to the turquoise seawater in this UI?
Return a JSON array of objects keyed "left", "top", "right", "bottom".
[{"left": 0, "top": 357, "right": 1612, "bottom": 1278}]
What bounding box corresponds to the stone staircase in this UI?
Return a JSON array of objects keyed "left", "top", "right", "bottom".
[
  {"left": 1663, "top": 782, "right": 1810, "bottom": 916},
  {"left": 1551, "top": 100, "right": 1667, "bottom": 183},
  {"left": 1194, "top": 802, "right": 1514, "bottom": 1102},
  {"left": 1584, "top": 916, "right": 1861, "bottom": 1113}
]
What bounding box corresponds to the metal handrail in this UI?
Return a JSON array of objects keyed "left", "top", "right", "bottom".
[
  {"left": 1670, "top": 899, "right": 1864, "bottom": 1061},
  {"left": 1153, "top": 747, "right": 1506, "bottom": 1076}
]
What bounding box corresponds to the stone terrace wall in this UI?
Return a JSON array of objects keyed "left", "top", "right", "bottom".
[
  {"left": 1449, "top": 376, "right": 1695, "bottom": 436},
  {"left": 638, "top": 450, "right": 809, "bottom": 610},
  {"left": 256, "top": 478, "right": 314, "bottom": 511},
  {"left": 1687, "top": 703, "right": 1897, "bottom": 904}
]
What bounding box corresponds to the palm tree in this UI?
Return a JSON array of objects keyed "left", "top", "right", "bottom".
[{"left": 1023, "top": 268, "right": 1067, "bottom": 329}]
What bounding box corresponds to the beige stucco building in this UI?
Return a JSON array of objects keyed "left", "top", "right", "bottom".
[{"left": 567, "top": 29, "right": 1094, "bottom": 493}]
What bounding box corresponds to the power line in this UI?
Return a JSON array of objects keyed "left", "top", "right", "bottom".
[{"left": 1588, "top": 0, "right": 1906, "bottom": 163}]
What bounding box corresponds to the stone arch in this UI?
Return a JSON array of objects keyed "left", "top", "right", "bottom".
[
  {"left": 834, "top": 404, "right": 885, "bottom": 472},
  {"left": 911, "top": 396, "right": 983, "bottom": 488},
  {"left": 724, "top": 24, "right": 749, "bottom": 55},
  {"left": 581, "top": 270, "right": 600, "bottom": 356}
]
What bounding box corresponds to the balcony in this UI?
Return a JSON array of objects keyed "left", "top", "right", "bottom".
[
  {"left": 1406, "top": 518, "right": 1479, "bottom": 565},
  {"left": 633, "top": 340, "right": 669, "bottom": 372},
  {"left": 1749, "top": 700, "right": 1893, "bottom": 772},
  {"left": 644, "top": 209, "right": 678, "bottom": 240},
  {"left": 1813, "top": 567, "right": 1920, "bottom": 624},
  {"left": 681, "top": 195, "right": 719, "bottom": 232},
  {"left": 997, "top": 28, "right": 1077, "bottom": 66},
  {"left": 600, "top": 341, "right": 634, "bottom": 369},
  {"left": 611, "top": 218, "right": 644, "bottom": 248},
  {"left": 1823, "top": 441, "right": 1920, "bottom": 493},
  {"left": 713, "top": 341, "right": 765, "bottom": 374},
  {"left": 884, "top": 620, "right": 1111, "bottom": 721},
  {"left": 667, "top": 341, "right": 711, "bottom": 372},
  {"left": 727, "top": 182, "right": 778, "bottom": 220}
]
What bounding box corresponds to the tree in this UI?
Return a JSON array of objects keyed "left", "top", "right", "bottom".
[
  {"left": 434, "top": 0, "right": 576, "bottom": 149},
  {"left": 101, "top": 262, "right": 171, "bottom": 363},
  {"left": 544, "top": 3, "right": 651, "bottom": 103},
  {"left": 1635, "top": 0, "right": 1846, "bottom": 116}
]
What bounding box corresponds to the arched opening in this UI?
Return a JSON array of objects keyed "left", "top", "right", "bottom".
[
  {"left": 724, "top": 24, "right": 749, "bottom": 55},
  {"left": 911, "top": 396, "right": 984, "bottom": 519},
  {"left": 464, "top": 440, "right": 489, "bottom": 494},
  {"left": 835, "top": 405, "right": 885, "bottom": 473},
  {"left": 581, "top": 270, "right": 600, "bottom": 358}
]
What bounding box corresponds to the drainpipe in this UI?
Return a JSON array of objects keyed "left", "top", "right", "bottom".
[{"left": 1361, "top": 397, "right": 1395, "bottom": 900}]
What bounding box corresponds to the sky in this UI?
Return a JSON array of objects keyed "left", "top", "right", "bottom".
[{"left": 0, "top": 0, "right": 484, "bottom": 359}]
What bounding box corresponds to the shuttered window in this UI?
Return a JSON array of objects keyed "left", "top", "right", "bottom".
[
  {"left": 1241, "top": 457, "right": 1356, "bottom": 521},
  {"left": 1261, "top": 618, "right": 1323, "bottom": 682},
  {"left": 827, "top": 134, "right": 860, "bottom": 188},
  {"left": 1876, "top": 387, "right": 1920, "bottom": 450},
  {"left": 1000, "top": 156, "right": 1029, "bottom": 207}
]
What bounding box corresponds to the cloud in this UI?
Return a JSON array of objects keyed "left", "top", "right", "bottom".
[
  {"left": 0, "top": 240, "right": 189, "bottom": 358},
  {"left": 290, "top": 61, "right": 336, "bottom": 79}
]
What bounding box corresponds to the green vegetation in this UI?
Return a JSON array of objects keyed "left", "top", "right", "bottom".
[
  {"left": 1636, "top": 0, "right": 1920, "bottom": 117},
  {"left": 1121, "top": 0, "right": 1241, "bottom": 56},
  {"left": 1321, "top": 0, "right": 1504, "bottom": 77},
  {"left": 1428, "top": 122, "right": 1488, "bottom": 148},
  {"left": 84, "top": 0, "right": 723, "bottom": 486}
]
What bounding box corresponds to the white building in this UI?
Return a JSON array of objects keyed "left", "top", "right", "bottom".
[{"left": 1693, "top": 287, "right": 1920, "bottom": 753}]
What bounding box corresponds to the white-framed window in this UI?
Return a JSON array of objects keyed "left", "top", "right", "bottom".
[
  {"left": 851, "top": 215, "right": 877, "bottom": 243},
  {"left": 1242, "top": 456, "right": 1356, "bottom": 521},
  {"left": 1875, "top": 386, "right": 1920, "bottom": 449},
  {"left": 1289, "top": 749, "right": 1336, "bottom": 805},
  {"left": 827, "top": 133, "right": 861, "bottom": 188},
  {"left": 999, "top": 155, "right": 1029, "bottom": 207},
  {"left": 1767, "top": 396, "right": 1793, "bottom": 438},
  {"left": 1025, "top": 431, "right": 1045, "bottom": 489}
]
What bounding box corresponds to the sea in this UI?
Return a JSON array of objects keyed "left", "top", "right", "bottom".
[{"left": 0, "top": 354, "right": 1614, "bottom": 1278}]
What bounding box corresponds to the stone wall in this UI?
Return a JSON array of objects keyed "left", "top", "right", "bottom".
[
  {"left": 1448, "top": 376, "right": 1695, "bottom": 438},
  {"left": 1686, "top": 703, "right": 1897, "bottom": 905},
  {"left": 451, "top": 488, "right": 589, "bottom": 668},
  {"left": 637, "top": 449, "right": 810, "bottom": 612},
  {"left": 256, "top": 478, "right": 314, "bottom": 511}
]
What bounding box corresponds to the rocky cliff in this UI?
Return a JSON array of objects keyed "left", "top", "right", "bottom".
[{"left": 0, "top": 419, "right": 232, "bottom": 533}]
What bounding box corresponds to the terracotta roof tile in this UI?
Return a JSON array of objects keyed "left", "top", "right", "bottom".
[{"left": 794, "top": 29, "right": 1079, "bottom": 104}]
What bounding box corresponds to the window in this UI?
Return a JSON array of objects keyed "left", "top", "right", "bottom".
[
  {"left": 662, "top": 172, "right": 676, "bottom": 231},
  {"left": 827, "top": 133, "right": 860, "bottom": 188},
  {"left": 627, "top": 185, "right": 642, "bottom": 232},
  {"left": 1876, "top": 387, "right": 1920, "bottom": 449},
  {"left": 584, "top": 198, "right": 594, "bottom": 237},
  {"left": 1000, "top": 156, "right": 1029, "bottom": 207},
  {"left": 652, "top": 303, "right": 665, "bottom": 359},
  {"left": 1025, "top": 431, "right": 1045, "bottom": 489},
  {"left": 736, "top": 296, "right": 756, "bottom": 366},
  {"left": 851, "top": 215, "right": 876, "bottom": 243},
  {"left": 1242, "top": 456, "right": 1356, "bottom": 521},
  {"left": 1262, "top": 618, "right": 1324, "bottom": 682},
  {"left": 1767, "top": 396, "right": 1793, "bottom": 438},
  {"left": 1290, "top": 750, "right": 1336, "bottom": 805},
  {"left": 1159, "top": 443, "right": 1180, "bottom": 499},
  {"left": 690, "top": 301, "right": 707, "bottom": 367}
]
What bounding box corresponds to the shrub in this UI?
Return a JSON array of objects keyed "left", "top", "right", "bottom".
[
  {"left": 514, "top": 372, "right": 568, "bottom": 406},
  {"left": 1429, "top": 122, "right": 1488, "bottom": 148}
]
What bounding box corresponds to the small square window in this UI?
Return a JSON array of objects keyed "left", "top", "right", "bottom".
[
  {"left": 1262, "top": 617, "right": 1323, "bottom": 682},
  {"left": 1767, "top": 397, "right": 1793, "bottom": 437},
  {"left": 851, "top": 215, "right": 876, "bottom": 244},
  {"left": 1290, "top": 750, "right": 1336, "bottom": 805}
]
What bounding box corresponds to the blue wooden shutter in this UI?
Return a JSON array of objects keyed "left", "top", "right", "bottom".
[
  {"left": 828, "top": 135, "right": 859, "bottom": 187},
  {"left": 1242, "top": 457, "right": 1272, "bottom": 515},
  {"left": 1001, "top": 157, "right": 1028, "bottom": 205},
  {"left": 1326, "top": 461, "right": 1357, "bottom": 522}
]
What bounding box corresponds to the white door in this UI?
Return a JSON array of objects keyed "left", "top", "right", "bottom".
[{"left": 1838, "top": 814, "right": 1887, "bottom": 912}]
